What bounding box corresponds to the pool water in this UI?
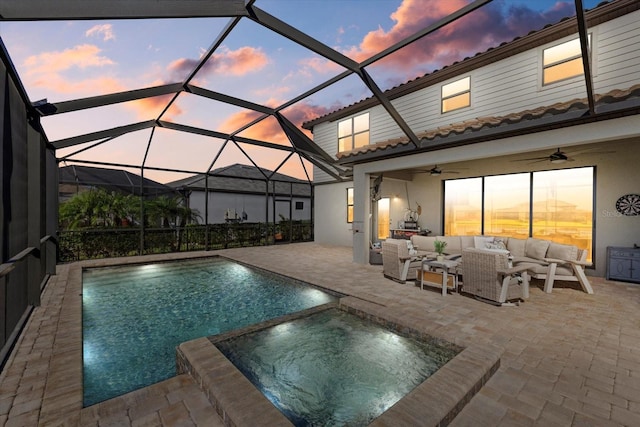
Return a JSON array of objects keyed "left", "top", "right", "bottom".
[
  {"left": 82, "top": 257, "right": 337, "bottom": 406},
  {"left": 215, "top": 308, "right": 460, "bottom": 427}
]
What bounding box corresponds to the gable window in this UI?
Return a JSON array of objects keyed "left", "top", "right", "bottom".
[
  {"left": 347, "top": 187, "right": 354, "bottom": 223},
  {"left": 442, "top": 76, "right": 470, "bottom": 113},
  {"left": 543, "top": 35, "right": 590, "bottom": 85},
  {"left": 338, "top": 113, "right": 369, "bottom": 152}
]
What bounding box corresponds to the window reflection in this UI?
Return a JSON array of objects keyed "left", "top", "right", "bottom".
[
  {"left": 444, "top": 167, "right": 594, "bottom": 261},
  {"left": 533, "top": 168, "right": 593, "bottom": 261},
  {"left": 444, "top": 178, "right": 482, "bottom": 235},
  {"left": 484, "top": 174, "right": 530, "bottom": 239}
]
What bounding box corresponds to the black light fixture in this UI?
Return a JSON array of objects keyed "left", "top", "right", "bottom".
[
  {"left": 550, "top": 150, "right": 568, "bottom": 164},
  {"left": 430, "top": 166, "right": 442, "bottom": 176}
]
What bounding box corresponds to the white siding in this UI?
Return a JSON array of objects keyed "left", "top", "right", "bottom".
[
  {"left": 594, "top": 10, "right": 640, "bottom": 93},
  {"left": 312, "top": 121, "right": 338, "bottom": 183}
]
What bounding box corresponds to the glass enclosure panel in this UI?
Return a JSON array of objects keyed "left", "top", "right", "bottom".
[
  {"left": 442, "top": 92, "right": 471, "bottom": 113},
  {"left": 444, "top": 178, "right": 482, "bottom": 236},
  {"left": 354, "top": 131, "right": 370, "bottom": 148},
  {"left": 543, "top": 58, "right": 584, "bottom": 85},
  {"left": 353, "top": 113, "right": 369, "bottom": 133},
  {"left": 442, "top": 76, "right": 470, "bottom": 98},
  {"left": 484, "top": 174, "right": 530, "bottom": 239},
  {"left": 377, "top": 198, "right": 390, "bottom": 240},
  {"left": 532, "top": 167, "right": 593, "bottom": 261}
]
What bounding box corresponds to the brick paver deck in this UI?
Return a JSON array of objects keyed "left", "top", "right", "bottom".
[{"left": 1, "top": 243, "right": 639, "bottom": 426}]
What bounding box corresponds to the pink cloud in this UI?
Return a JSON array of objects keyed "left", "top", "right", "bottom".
[
  {"left": 167, "top": 46, "right": 269, "bottom": 82},
  {"left": 219, "top": 101, "right": 338, "bottom": 144},
  {"left": 297, "top": 57, "right": 342, "bottom": 75},
  {"left": 128, "top": 95, "right": 183, "bottom": 121},
  {"left": 30, "top": 74, "right": 125, "bottom": 95},
  {"left": 24, "top": 44, "right": 115, "bottom": 76},
  {"left": 342, "top": 0, "right": 576, "bottom": 82},
  {"left": 85, "top": 24, "right": 116, "bottom": 41}
]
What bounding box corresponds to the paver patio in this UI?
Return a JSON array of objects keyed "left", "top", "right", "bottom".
[{"left": 1, "top": 242, "right": 639, "bottom": 426}]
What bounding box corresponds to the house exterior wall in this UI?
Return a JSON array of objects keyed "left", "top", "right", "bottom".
[
  {"left": 595, "top": 9, "right": 640, "bottom": 93},
  {"left": 312, "top": 9, "right": 640, "bottom": 184},
  {"left": 313, "top": 182, "right": 354, "bottom": 246},
  {"left": 311, "top": 8, "right": 640, "bottom": 276},
  {"left": 326, "top": 120, "right": 640, "bottom": 276},
  {"left": 188, "top": 191, "right": 311, "bottom": 224}
]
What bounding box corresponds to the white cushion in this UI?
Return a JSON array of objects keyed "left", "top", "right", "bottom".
[
  {"left": 547, "top": 242, "right": 578, "bottom": 261},
  {"left": 474, "top": 236, "right": 494, "bottom": 249},
  {"left": 525, "top": 238, "right": 550, "bottom": 260},
  {"left": 507, "top": 238, "right": 527, "bottom": 257}
]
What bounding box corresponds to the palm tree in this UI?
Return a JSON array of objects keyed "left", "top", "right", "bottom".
[
  {"left": 59, "top": 188, "right": 140, "bottom": 229},
  {"left": 144, "top": 195, "right": 201, "bottom": 250},
  {"left": 145, "top": 196, "right": 200, "bottom": 228}
]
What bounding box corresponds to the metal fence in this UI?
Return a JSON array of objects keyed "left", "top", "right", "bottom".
[
  {"left": 57, "top": 221, "right": 313, "bottom": 262},
  {"left": 1, "top": 53, "right": 58, "bottom": 367}
]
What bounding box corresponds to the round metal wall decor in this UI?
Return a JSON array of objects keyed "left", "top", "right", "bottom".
[{"left": 615, "top": 194, "right": 640, "bottom": 216}]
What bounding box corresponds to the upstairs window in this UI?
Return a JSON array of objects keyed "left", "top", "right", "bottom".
[
  {"left": 338, "top": 113, "right": 369, "bottom": 152},
  {"left": 442, "top": 76, "right": 471, "bottom": 113},
  {"left": 543, "top": 35, "right": 590, "bottom": 85}
]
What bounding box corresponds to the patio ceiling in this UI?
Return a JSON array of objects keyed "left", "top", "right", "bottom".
[{"left": 0, "top": 0, "right": 603, "bottom": 184}]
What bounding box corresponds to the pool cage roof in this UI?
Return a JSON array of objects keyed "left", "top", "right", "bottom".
[{"left": 0, "top": 0, "right": 604, "bottom": 185}]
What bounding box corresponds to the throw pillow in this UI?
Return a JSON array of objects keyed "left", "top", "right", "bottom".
[
  {"left": 507, "top": 238, "right": 526, "bottom": 257},
  {"left": 474, "top": 236, "right": 494, "bottom": 249},
  {"left": 486, "top": 238, "right": 507, "bottom": 250},
  {"left": 525, "top": 238, "right": 551, "bottom": 259},
  {"left": 547, "top": 242, "right": 578, "bottom": 261}
]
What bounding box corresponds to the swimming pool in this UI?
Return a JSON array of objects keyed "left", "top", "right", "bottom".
[
  {"left": 215, "top": 308, "right": 460, "bottom": 426},
  {"left": 178, "top": 298, "right": 499, "bottom": 426},
  {"left": 82, "top": 257, "right": 338, "bottom": 406}
]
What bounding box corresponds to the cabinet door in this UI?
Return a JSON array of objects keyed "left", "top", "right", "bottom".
[
  {"left": 608, "top": 257, "right": 631, "bottom": 280},
  {"left": 631, "top": 258, "right": 640, "bottom": 282}
]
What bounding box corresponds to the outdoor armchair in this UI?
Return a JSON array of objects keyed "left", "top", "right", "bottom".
[
  {"left": 461, "top": 248, "right": 529, "bottom": 306},
  {"left": 382, "top": 239, "right": 422, "bottom": 283}
]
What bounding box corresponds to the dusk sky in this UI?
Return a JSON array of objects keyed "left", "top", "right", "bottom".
[{"left": 0, "top": 0, "right": 600, "bottom": 183}]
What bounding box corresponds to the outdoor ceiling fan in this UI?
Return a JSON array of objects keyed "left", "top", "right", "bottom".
[
  {"left": 414, "top": 165, "right": 461, "bottom": 176},
  {"left": 515, "top": 147, "right": 615, "bottom": 164}
]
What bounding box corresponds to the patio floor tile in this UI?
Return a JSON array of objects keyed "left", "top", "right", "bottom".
[{"left": 1, "top": 243, "right": 639, "bottom": 426}]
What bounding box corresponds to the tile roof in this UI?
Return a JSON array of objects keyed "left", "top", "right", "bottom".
[
  {"left": 167, "top": 163, "right": 311, "bottom": 197},
  {"left": 59, "top": 165, "right": 175, "bottom": 196},
  {"left": 336, "top": 83, "right": 640, "bottom": 160}
]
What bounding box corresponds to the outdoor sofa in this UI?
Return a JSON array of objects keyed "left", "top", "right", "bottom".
[{"left": 409, "top": 235, "right": 593, "bottom": 294}]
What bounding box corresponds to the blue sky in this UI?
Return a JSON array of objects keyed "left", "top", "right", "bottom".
[{"left": 0, "top": 0, "right": 600, "bottom": 182}]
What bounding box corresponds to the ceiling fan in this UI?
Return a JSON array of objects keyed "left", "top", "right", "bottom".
[
  {"left": 413, "top": 165, "right": 461, "bottom": 176},
  {"left": 515, "top": 147, "right": 615, "bottom": 164}
]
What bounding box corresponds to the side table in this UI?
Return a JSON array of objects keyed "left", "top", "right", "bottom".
[{"left": 420, "top": 259, "right": 460, "bottom": 296}]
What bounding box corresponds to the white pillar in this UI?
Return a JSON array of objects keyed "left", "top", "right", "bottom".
[{"left": 352, "top": 168, "right": 370, "bottom": 264}]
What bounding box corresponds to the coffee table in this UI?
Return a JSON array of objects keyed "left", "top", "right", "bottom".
[{"left": 420, "top": 259, "right": 460, "bottom": 296}]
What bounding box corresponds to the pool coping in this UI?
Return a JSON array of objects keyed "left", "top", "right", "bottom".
[{"left": 177, "top": 296, "right": 500, "bottom": 427}]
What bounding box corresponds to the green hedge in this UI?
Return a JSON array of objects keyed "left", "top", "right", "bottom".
[{"left": 57, "top": 221, "right": 313, "bottom": 262}]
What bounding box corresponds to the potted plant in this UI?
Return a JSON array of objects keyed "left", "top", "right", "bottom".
[{"left": 434, "top": 239, "right": 447, "bottom": 262}]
